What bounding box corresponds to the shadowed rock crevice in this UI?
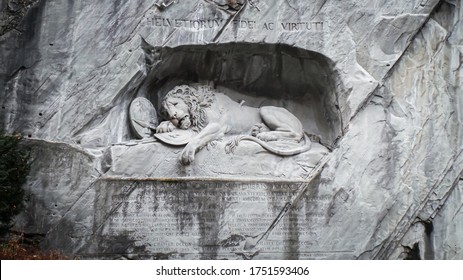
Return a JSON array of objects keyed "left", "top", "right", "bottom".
[
  {"left": 0, "top": 0, "right": 40, "bottom": 36},
  {"left": 403, "top": 242, "right": 421, "bottom": 260}
]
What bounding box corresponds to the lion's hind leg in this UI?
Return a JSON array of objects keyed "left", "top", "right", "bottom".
[{"left": 258, "top": 106, "right": 304, "bottom": 142}]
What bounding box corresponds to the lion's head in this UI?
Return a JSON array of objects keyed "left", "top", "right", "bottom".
[{"left": 161, "top": 85, "right": 214, "bottom": 132}]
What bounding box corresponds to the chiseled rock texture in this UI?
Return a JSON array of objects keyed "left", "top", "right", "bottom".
[{"left": 0, "top": 0, "right": 462, "bottom": 259}]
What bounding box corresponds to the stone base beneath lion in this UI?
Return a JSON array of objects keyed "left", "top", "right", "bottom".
[{"left": 103, "top": 138, "right": 329, "bottom": 181}]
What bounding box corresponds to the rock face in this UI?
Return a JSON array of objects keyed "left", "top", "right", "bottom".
[{"left": 0, "top": 0, "right": 462, "bottom": 259}]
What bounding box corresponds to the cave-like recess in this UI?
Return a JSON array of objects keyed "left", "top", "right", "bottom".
[{"left": 138, "top": 43, "right": 344, "bottom": 144}]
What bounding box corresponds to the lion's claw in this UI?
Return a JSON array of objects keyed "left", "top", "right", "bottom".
[
  {"left": 225, "top": 136, "right": 244, "bottom": 154},
  {"left": 156, "top": 121, "right": 175, "bottom": 133},
  {"left": 180, "top": 144, "right": 196, "bottom": 165},
  {"left": 251, "top": 123, "right": 269, "bottom": 137}
]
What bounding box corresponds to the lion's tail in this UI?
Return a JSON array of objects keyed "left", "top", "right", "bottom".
[{"left": 225, "top": 133, "right": 312, "bottom": 156}]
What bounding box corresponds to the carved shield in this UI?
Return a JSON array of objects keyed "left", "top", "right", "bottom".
[{"left": 129, "top": 97, "right": 158, "bottom": 139}]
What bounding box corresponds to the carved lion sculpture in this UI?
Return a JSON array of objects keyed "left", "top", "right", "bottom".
[{"left": 156, "top": 85, "right": 312, "bottom": 165}]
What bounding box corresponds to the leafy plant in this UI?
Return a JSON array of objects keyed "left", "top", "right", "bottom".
[
  {"left": 0, "top": 132, "right": 30, "bottom": 236},
  {"left": 0, "top": 232, "right": 68, "bottom": 260}
]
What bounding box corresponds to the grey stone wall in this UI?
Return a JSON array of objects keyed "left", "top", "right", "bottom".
[{"left": 0, "top": 0, "right": 461, "bottom": 259}]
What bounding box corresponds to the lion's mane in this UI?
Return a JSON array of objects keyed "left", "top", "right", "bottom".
[{"left": 161, "top": 85, "right": 215, "bottom": 132}]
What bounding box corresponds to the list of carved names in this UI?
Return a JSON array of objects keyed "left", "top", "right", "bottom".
[{"left": 104, "top": 182, "right": 333, "bottom": 255}]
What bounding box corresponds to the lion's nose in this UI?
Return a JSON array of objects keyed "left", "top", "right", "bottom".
[{"left": 167, "top": 109, "right": 176, "bottom": 118}]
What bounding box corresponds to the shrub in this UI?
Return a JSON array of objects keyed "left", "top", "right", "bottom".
[
  {"left": 0, "top": 133, "right": 30, "bottom": 236},
  {"left": 0, "top": 232, "right": 68, "bottom": 260}
]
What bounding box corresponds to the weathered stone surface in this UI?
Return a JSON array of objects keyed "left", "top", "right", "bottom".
[
  {"left": 82, "top": 179, "right": 353, "bottom": 260},
  {"left": 0, "top": 0, "right": 441, "bottom": 144},
  {"left": 14, "top": 139, "right": 100, "bottom": 254},
  {"left": 432, "top": 180, "right": 463, "bottom": 259},
  {"left": 1, "top": 0, "right": 462, "bottom": 259},
  {"left": 105, "top": 141, "right": 328, "bottom": 180}
]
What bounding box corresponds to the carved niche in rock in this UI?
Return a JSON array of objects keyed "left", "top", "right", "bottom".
[{"left": 117, "top": 42, "right": 342, "bottom": 180}]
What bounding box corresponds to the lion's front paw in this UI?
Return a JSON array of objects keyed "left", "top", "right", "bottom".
[
  {"left": 180, "top": 144, "right": 196, "bottom": 165},
  {"left": 156, "top": 121, "right": 176, "bottom": 133}
]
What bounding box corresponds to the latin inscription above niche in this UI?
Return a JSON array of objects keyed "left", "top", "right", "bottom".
[{"left": 103, "top": 42, "right": 343, "bottom": 181}]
